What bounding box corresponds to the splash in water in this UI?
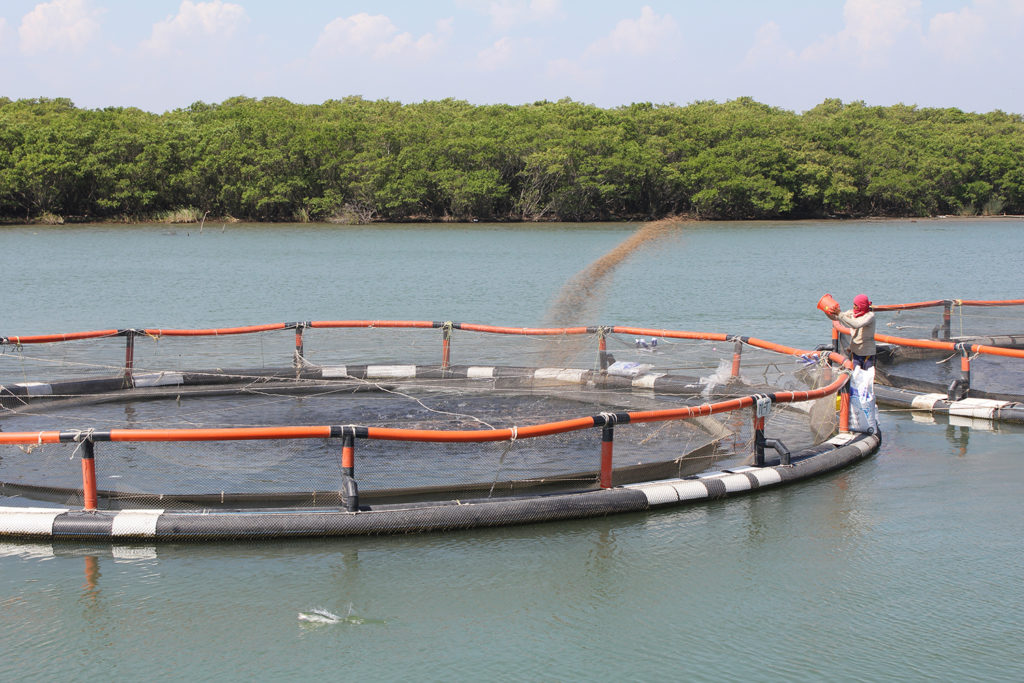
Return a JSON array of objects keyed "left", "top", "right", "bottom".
[{"left": 298, "top": 605, "right": 385, "bottom": 626}]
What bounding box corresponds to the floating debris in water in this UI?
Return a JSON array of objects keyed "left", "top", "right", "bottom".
[
  {"left": 298, "top": 605, "right": 384, "bottom": 626},
  {"left": 298, "top": 607, "right": 341, "bottom": 624}
]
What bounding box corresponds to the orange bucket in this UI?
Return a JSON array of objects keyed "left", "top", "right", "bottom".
[{"left": 817, "top": 293, "right": 840, "bottom": 315}]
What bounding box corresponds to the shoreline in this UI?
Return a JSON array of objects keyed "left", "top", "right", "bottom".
[{"left": 3, "top": 214, "right": 1023, "bottom": 228}]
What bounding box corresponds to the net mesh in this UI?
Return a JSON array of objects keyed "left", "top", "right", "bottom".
[
  {"left": 870, "top": 301, "right": 1024, "bottom": 399},
  {"left": 1, "top": 324, "right": 838, "bottom": 511}
]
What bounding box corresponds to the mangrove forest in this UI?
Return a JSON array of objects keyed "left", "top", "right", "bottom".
[{"left": 1, "top": 95, "right": 1022, "bottom": 223}]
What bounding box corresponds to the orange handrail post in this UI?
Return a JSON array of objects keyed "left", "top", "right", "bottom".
[
  {"left": 731, "top": 337, "right": 743, "bottom": 378},
  {"left": 959, "top": 344, "right": 972, "bottom": 396},
  {"left": 293, "top": 323, "right": 305, "bottom": 368},
  {"left": 340, "top": 431, "right": 359, "bottom": 512},
  {"left": 599, "top": 423, "right": 614, "bottom": 489},
  {"left": 81, "top": 440, "right": 98, "bottom": 511}
]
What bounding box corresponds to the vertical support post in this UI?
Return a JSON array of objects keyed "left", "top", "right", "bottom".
[
  {"left": 123, "top": 330, "right": 135, "bottom": 389},
  {"left": 293, "top": 323, "right": 305, "bottom": 369},
  {"left": 598, "top": 327, "right": 609, "bottom": 370},
  {"left": 959, "top": 344, "right": 971, "bottom": 395},
  {"left": 340, "top": 431, "right": 359, "bottom": 512},
  {"left": 752, "top": 406, "right": 766, "bottom": 467},
  {"left": 831, "top": 324, "right": 840, "bottom": 353},
  {"left": 81, "top": 439, "right": 98, "bottom": 511},
  {"left": 752, "top": 395, "right": 772, "bottom": 466},
  {"left": 600, "top": 422, "right": 614, "bottom": 489},
  {"left": 441, "top": 322, "right": 452, "bottom": 371},
  {"left": 730, "top": 337, "right": 743, "bottom": 378},
  {"left": 942, "top": 300, "right": 952, "bottom": 341}
]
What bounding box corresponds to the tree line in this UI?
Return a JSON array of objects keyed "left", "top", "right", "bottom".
[{"left": 1, "top": 95, "right": 1022, "bottom": 223}]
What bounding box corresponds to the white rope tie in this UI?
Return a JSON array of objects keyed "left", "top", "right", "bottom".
[
  {"left": 18, "top": 431, "right": 44, "bottom": 455},
  {"left": 69, "top": 428, "right": 95, "bottom": 458}
]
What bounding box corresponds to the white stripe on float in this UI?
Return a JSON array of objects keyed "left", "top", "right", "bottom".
[
  {"left": 367, "top": 365, "right": 417, "bottom": 379},
  {"left": 133, "top": 372, "right": 184, "bottom": 387},
  {"left": 0, "top": 507, "right": 64, "bottom": 535},
  {"left": 15, "top": 382, "right": 52, "bottom": 396},
  {"left": 720, "top": 473, "right": 752, "bottom": 493},
  {"left": 111, "top": 509, "right": 164, "bottom": 537},
  {"left": 320, "top": 366, "right": 348, "bottom": 378},
  {"left": 911, "top": 393, "right": 947, "bottom": 411},
  {"left": 948, "top": 397, "right": 1009, "bottom": 419},
  {"left": 467, "top": 366, "right": 495, "bottom": 379},
  {"left": 672, "top": 480, "right": 710, "bottom": 501},
  {"left": 750, "top": 468, "right": 783, "bottom": 486},
  {"left": 534, "top": 368, "right": 586, "bottom": 383},
  {"left": 636, "top": 484, "right": 679, "bottom": 505},
  {"left": 631, "top": 373, "right": 666, "bottom": 388},
  {"left": 849, "top": 439, "right": 874, "bottom": 456}
]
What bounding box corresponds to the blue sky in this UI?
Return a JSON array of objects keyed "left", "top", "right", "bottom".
[{"left": 0, "top": 0, "right": 1021, "bottom": 114}]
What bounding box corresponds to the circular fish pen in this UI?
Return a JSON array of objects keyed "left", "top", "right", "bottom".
[
  {"left": 0, "top": 321, "right": 878, "bottom": 540},
  {"left": 827, "top": 299, "right": 1024, "bottom": 424}
]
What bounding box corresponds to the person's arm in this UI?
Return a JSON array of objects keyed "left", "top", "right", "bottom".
[{"left": 837, "top": 310, "right": 873, "bottom": 329}]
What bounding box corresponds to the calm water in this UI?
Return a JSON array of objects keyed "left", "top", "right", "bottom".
[{"left": 2, "top": 218, "right": 1023, "bottom": 680}]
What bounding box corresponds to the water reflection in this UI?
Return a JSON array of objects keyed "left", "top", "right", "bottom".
[
  {"left": 82, "top": 554, "right": 100, "bottom": 603},
  {"left": 946, "top": 423, "right": 970, "bottom": 457}
]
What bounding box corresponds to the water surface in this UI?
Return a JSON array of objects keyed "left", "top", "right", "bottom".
[{"left": 1, "top": 218, "right": 1023, "bottom": 680}]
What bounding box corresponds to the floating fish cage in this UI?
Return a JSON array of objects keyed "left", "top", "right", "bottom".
[
  {"left": 0, "top": 320, "right": 877, "bottom": 541},
  {"left": 827, "top": 298, "right": 1024, "bottom": 423}
]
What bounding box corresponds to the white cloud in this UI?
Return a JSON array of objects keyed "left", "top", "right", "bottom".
[
  {"left": 18, "top": 0, "right": 102, "bottom": 55},
  {"left": 801, "top": 0, "right": 922, "bottom": 66},
  {"left": 925, "top": 7, "right": 986, "bottom": 62},
  {"left": 979, "top": 0, "right": 1024, "bottom": 16},
  {"left": 585, "top": 6, "right": 679, "bottom": 58},
  {"left": 486, "top": 0, "right": 561, "bottom": 30},
  {"left": 478, "top": 36, "right": 518, "bottom": 71},
  {"left": 313, "top": 13, "right": 450, "bottom": 61},
  {"left": 142, "top": 1, "right": 248, "bottom": 54},
  {"left": 744, "top": 21, "right": 796, "bottom": 67}
]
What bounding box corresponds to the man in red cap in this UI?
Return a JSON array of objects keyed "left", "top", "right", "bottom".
[{"left": 834, "top": 294, "right": 876, "bottom": 369}]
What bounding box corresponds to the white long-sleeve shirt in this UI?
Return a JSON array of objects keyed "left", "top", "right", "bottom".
[{"left": 837, "top": 310, "right": 876, "bottom": 356}]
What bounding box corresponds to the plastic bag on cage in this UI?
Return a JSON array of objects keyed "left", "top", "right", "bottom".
[
  {"left": 606, "top": 361, "right": 653, "bottom": 377},
  {"left": 848, "top": 366, "right": 879, "bottom": 434}
]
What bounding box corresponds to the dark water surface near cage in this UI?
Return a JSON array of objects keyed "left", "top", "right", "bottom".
[{"left": 2, "top": 219, "right": 1024, "bottom": 680}]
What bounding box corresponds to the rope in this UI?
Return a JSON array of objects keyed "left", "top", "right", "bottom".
[
  {"left": 18, "top": 431, "right": 44, "bottom": 455},
  {"left": 488, "top": 425, "right": 519, "bottom": 498},
  {"left": 69, "top": 428, "right": 95, "bottom": 458}
]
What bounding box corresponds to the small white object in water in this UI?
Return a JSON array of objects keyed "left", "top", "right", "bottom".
[{"left": 298, "top": 607, "right": 342, "bottom": 624}]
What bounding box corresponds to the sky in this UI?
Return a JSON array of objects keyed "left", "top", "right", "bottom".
[{"left": 0, "top": 0, "right": 1022, "bottom": 114}]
